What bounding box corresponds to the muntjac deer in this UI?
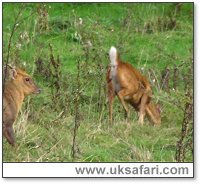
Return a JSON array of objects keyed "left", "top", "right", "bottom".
[
  {"left": 107, "top": 47, "right": 161, "bottom": 125},
  {"left": 3, "top": 65, "right": 41, "bottom": 146}
]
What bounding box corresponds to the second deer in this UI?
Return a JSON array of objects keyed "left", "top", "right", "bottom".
[{"left": 106, "top": 46, "right": 161, "bottom": 125}]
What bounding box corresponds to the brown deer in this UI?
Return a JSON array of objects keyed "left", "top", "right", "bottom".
[
  {"left": 3, "top": 65, "right": 41, "bottom": 146},
  {"left": 106, "top": 46, "right": 161, "bottom": 125}
]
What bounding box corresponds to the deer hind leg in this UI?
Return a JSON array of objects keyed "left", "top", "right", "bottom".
[
  {"left": 117, "top": 89, "right": 131, "bottom": 121},
  {"left": 108, "top": 87, "right": 115, "bottom": 125},
  {"left": 3, "top": 123, "right": 15, "bottom": 146}
]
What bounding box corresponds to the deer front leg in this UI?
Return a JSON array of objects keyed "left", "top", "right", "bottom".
[
  {"left": 3, "top": 122, "right": 15, "bottom": 146},
  {"left": 138, "top": 93, "right": 149, "bottom": 125}
]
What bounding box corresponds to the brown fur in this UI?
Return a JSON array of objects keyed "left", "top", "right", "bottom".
[
  {"left": 3, "top": 67, "right": 41, "bottom": 146},
  {"left": 107, "top": 51, "right": 161, "bottom": 125}
]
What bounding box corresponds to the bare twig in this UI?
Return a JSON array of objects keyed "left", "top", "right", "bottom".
[
  {"left": 176, "top": 88, "right": 193, "bottom": 162},
  {"left": 148, "top": 68, "right": 161, "bottom": 90},
  {"left": 173, "top": 66, "right": 179, "bottom": 91},
  {"left": 176, "top": 61, "right": 193, "bottom": 162},
  {"left": 48, "top": 44, "right": 61, "bottom": 106},
  {"left": 71, "top": 59, "right": 81, "bottom": 160},
  {"left": 3, "top": 5, "right": 26, "bottom": 94},
  {"left": 3, "top": 5, "right": 36, "bottom": 93},
  {"left": 161, "top": 67, "right": 170, "bottom": 91}
]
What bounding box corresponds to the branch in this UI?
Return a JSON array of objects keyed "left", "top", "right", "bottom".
[{"left": 3, "top": 5, "right": 26, "bottom": 93}]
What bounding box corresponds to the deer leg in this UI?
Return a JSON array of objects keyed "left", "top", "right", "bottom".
[
  {"left": 107, "top": 81, "right": 115, "bottom": 125},
  {"left": 138, "top": 93, "right": 149, "bottom": 125},
  {"left": 124, "top": 109, "right": 129, "bottom": 119},
  {"left": 108, "top": 90, "right": 115, "bottom": 125},
  {"left": 117, "top": 89, "right": 131, "bottom": 121},
  {"left": 3, "top": 123, "right": 15, "bottom": 146}
]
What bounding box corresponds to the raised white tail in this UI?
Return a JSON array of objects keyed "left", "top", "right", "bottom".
[{"left": 109, "top": 46, "right": 117, "bottom": 66}]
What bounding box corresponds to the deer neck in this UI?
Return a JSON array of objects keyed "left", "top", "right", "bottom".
[{"left": 5, "top": 80, "right": 25, "bottom": 112}]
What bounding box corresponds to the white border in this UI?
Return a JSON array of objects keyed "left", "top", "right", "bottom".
[{"left": 3, "top": 163, "right": 194, "bottom": 178}]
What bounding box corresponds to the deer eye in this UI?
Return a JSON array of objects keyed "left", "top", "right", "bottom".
[{"left": 25, "top": 78, "right": 30, "bottom": 82}]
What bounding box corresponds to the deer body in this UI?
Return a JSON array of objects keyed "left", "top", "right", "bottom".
[
  {"left": 107, "top": 47, "right": 161, "bottom": 125},
  {"left": 3, "top": 67, "right": 41, "bottom": 146}
]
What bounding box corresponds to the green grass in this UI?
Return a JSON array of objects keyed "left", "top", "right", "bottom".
[{"left": 3, "top": 3, "right": 193, "bottom": 162}]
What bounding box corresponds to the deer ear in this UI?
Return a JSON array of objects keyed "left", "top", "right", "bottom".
[
  {"left": 10, "top": 68, "right": 18, "bottom": 80},
  {"left": 3, "top": 66, "right": 17, "bottom": 80}
]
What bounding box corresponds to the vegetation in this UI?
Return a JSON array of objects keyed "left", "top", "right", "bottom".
[{"left": 3, "top": 3, "right": 193, "bottom": 162}]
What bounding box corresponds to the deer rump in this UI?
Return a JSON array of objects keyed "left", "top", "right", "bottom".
[{"left": 107, "top": 61, "right": 160, "bottom": 125}]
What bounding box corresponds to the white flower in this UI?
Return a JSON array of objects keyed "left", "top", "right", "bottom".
[
  {"left": 20, "top": 31, "right": 30, "bottom": 44},
  {"left": 16, "top": 43, "right": 22, "bottom": 49},
  {"left": 79, "top": 18, "right": 83, "bottom": 25},
  {"left": 86, "top": 40, "right": 92, "bottom": 47}
]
